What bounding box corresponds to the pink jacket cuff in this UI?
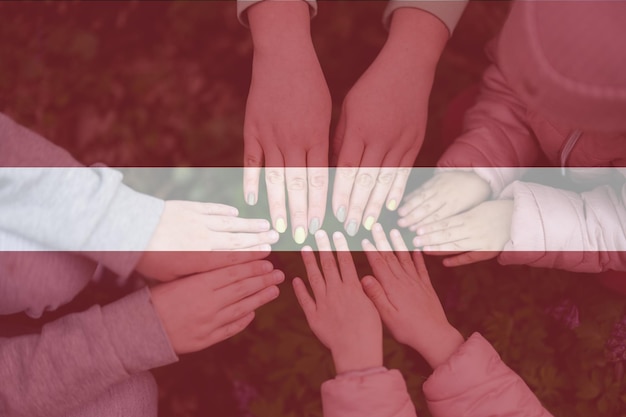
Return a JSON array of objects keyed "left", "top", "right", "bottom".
[
  {"left": 424, "top": 332, "right": 552, "bottom": 417},
  {"left": 383, "top": 0, "right": 468, "bottom": 34},
  {"left": 321, "top": 368, "right": 416, "bottom": 417}
]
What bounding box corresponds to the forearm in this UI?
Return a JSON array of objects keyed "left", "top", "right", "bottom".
[
  {"left": 0, "top": 288, "right": 177, "bottom": 417},
  {"left": 386, "top": 7, "right": 449, "bottom": 71}
]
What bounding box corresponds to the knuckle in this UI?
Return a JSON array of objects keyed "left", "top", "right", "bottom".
[
  {"left": 309, "top": 174, "right": 326, "bottom": 189},
  {"left": 356, "top": 173, "right": 374, "bottom": 187},
  {"left": 266, "top": 169, "right": 284, "bottom": 184},
  {"left": 320, "top": 258, "right": 336, "bottom": 272},
  {"left": 339, "top": 167, "right": 358, "bottom": 179},
  {"left": 245, "top": 155, "right": 262, "bottom": 167},
  {"left": 377, "top": 172, "right": 394, "bottom": 185},
  {"left": 287, "top": 177, "right": 306, "bottom": 191}
]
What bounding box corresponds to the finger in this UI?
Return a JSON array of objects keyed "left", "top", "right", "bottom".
[
  {"left": 332, "top": 140, "right": 364, "bottom": 223},
  {"left": 219, "top": 269, "right": 285, "bottom": 305},
  {"left": 207, "top": 311, "right": 256, "bottom": 346},
  {"left": 398, "top": 177, "right": 438, "bottom": 217},
  {"left": 217, "top": 285, "right": 280, "bottom": 324},
  {"left": 301, "top": 245, "right": 326, "bottom": 299},
  {"left": 183, "top": 201, "right": 239, "bottom": 216},
  {"left": 361, "top": 275, "right": 395, "bottom": 315},
  {"left": 243, "top": 137, "right": 263, "bottom": 206},
  {"left": 443, "top": 251, "right": 498, "bottom": 267},
  {"left": 371, "top": 222, "right": 393, "bottom": 252},
  {"left": 397, "top": 198, "right": 445, "bottom": 229},
  {"left": 286, "top": 167, "right": 309, "bottom": 243},
  {"left": 412, "top": 227, "right": 466, "bottom": 249},
  {"left": 332, "top": 232, "right": 359, "bottom": 285},
  {"left": 388, "top": 229, "right": 413, "bottom": 272},
  {"left": 422, "top": 240, "right": 474, "bottom": 253},
  {"left": 212, "top": 230, "right": 280, "bottom": 250},
  {"left": 265, "top": 150, "right": 288, "bottom": 234},
  {"left": 293, "top": 277, "right": 317, "bottom": 318},
  {"left": 307, "top": 146, "right": 328, "bottom": 235},
  {"left": 206, "top": 216, "right": 271, "bottom": 233},
  {"left": 386, "top": 154, "right": 413, "bottom": 212},
  {"left": 371, "top": 223, "right": 405, "bottom": 278},
  {"left": 345, "top": 149, "right": 381, "bottom": 236},
  {"left": 183, "top": 249, "right": 270, "bottom": 273},
  {"left": 411, "top": 250, "right": 430, "bottom": 281},
  {"left": 315, "top": 230, "right": 341, "bottom": 286},
  {"left": 415, "top": 217, "right": 464, "bottom": 236},
  {"left": 204, "top": 260, "right": 275, "bottom": 289},
  {"left": 362, "top": 166, "right": 396, "bottom": 231},
  {"left": 361, "top": 238, "right": 393, "bottom": 285}
]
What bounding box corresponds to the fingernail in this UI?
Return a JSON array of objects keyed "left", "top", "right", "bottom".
[
  {"left": 413, "top": 237, "right": 422, "bottom": 247},
  {"left": 246, "top": 192, "right": 256, "bottom": 206},
  {"left": 336, "top": 206, "right": 347, "bottom": 223},
  {"left": 269, "top": 286, "right": 280, "bottom": 298},
  {"left": 276, "top": 218, "right": 287, "bottom": 234},
  {"left": 294, "top": 227, "right": 306, "bottom": 244},
  {"left": 362, "top": 276, "right": 375, "bottom": 287},
  {"left": 363, "top": 216, "right": 375, "bottom": 231},
  {"left": 269, "top": 230, "right": 279, "bottom": 241},
  {"left": 346, "top": 220, "right": 358, "bottom": 237},
  {"left": 309, "top": 217, "right": 320, "bottom": 235},
  {"left": 372, "top": 222, "right": 383, "bottom": 232},
  {"left": 387, "top": 200, "right": 397, "bottom": 211},
  {"left": 260, "top": 244, "right": 272, "bottom": 251},
  {"left": 260, "top": 219, "right": 270, "bottom": 231}
]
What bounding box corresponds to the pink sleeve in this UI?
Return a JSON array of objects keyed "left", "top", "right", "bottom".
[
  {"left": 321, "top": 368, "right": 417, "bottom": 417},
  {"left": 237, "top": 0, "right": 317, "bottom": 27},
  {"left": 0, "top": 287, "right": 178, "bottom": 417},
  {"left": 497, "top": 174, "right": 626, "bottom": 272},
  {"left": 424, "top": 333, "right": 553, "bottom": 417},
  {"left": 437, "top": 63, "right": 542, "bottom": 196}
]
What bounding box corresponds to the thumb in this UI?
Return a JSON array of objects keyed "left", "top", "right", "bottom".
[{"left": 361, "top": 275, "right": 393, "bottom": 314}]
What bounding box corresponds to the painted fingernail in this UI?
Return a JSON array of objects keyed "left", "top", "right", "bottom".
[
  {"left": 294, "top": 227, "right": 306, "bottom": 244},
  {"left": 336, "top": 206, "right": 347, "bottom": 223},
  {"left": 363, "top": 216, "right": 375, "bottom": 231},
  {"left": 387, "top": 199, "right": 397, "bottom": 211},
  {"left": 309, "top": 217, "right": 320, "bottom": 235},
  {"left": 246, "top": 192, "right": 256, "bottom": 206},
  {"left": 276, "top": 218, "right": 287, "bottom": 234},
  {"left": 346, "top": 220, "right": 358, "bottom": 237}
]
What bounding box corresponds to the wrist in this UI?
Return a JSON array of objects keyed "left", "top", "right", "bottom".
[
  {"left": 407, "top": 324, "right": 464, "bottom": 369},
  {"left": 248, "top": 0, "right": 314, "bottom": 53},
  {"left": 331, "top": 345, "right": 383, "bottom": 375}
]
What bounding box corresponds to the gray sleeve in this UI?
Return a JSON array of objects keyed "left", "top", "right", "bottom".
[
  {"left": 0, "top": 288, "right": 178, "bottom": 417},
  {"left": 0, "top": 113, "right": 164, "bottom": 278},
  {"left": 237, "top": 0, "right": 318, "bottom": 27},
  {"left": 383, "top": 0, "right": 469, "bottom": 34}
]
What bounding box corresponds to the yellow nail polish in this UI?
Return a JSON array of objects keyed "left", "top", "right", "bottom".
[
  {"left": 364, "top": 216, "right": 375, "bottom": 231},
  {"left": 294, "top": 227, "right": 306, "bottom": 244},
  {"left": 387, "top": 199, "right": 397, "bottom": 211},
  {"left": 276, "top": 218, "right": 287, "bottom": 234}
]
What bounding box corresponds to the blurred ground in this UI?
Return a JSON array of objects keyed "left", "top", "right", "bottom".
[{"left": 1, "top": 1, "right": 626, "bottom": 417}]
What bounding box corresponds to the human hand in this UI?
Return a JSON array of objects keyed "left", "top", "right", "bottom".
[
  {"left": 150, "top": 260, "right": 283, "bottom": 354},
  {"left": 331, "top": 8, "right": 448, "bottom": 237},
  {"left": 136, "top": 201, "right": 279, "bottom": 281},
  {"left": 293, "top": 230, "right": 383, "bottom": 374},
  {"left": 244, "top": 0, "right": 331, "bottom": 244},
  {"left": 360, "top": 224, "right": 464, "bottom": 369},
  {"left": 412, "top": 200, "right": 514, "bottom": 267},
  {"left": 397, "top": 171, "right": 491, "bottom": 231}
]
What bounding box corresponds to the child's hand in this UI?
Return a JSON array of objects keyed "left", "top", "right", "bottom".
[
  {"left": 412, "top": 200, "right": 514, "bottom": 267},
  {"left": 150, "top": 260, "right": 283, "bottom": 354},
  {"left": 137, "top": 201, "right": 279, "bottom": 281},
  {"left": 361, "top": 224, "right": 464, "bottom": 369},
  {"left": 293, "top": 230, "right": 383, "bottom": 374},
  {"left": 397, "top": 171, "right": 491, "bottom": 230}
]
